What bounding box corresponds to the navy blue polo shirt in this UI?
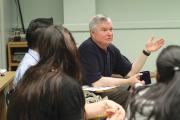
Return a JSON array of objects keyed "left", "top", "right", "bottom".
[{"left": 79, "top": 37, "right": 132, "bottom": 85}]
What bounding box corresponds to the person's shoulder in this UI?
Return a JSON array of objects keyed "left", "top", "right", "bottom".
[
  {"left": 61, "top": 74, "right": 81, "bottom": 91},
  {"left": 18, "top": 53, "right": 31, "bottom": 66},
  {"left": 134, "top": 87, "right": 155, "bottom": 115},
  {"left": 14, "top": 56, "right": 31, "bottom": 85},
  {"left": 20, "top": 53, "right": 35, "bottom": 65},
  {"left": 16, "top": 51, "right": 38, "bottom": 73},
  {"left": 108, "top": 44, "right": 119, "bottom": 50},
  {"left": 108, "top": 44, "right": 122, "bottom": 55},
  {"left": 15, "top": 53, "right": 34, "bottom": 75},
  {"left": 136, "top": 86, "right": 150, "bottom": 97},
  {"left": 79, "top": 37, "right": 97, "bottom": 50}
]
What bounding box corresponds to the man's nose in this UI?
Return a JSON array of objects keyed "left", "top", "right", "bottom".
[{"left": 107, "top": 30, "right": 113, "bottom": 35}]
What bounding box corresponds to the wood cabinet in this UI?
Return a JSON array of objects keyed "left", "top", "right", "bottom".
[{"left": 7, "top": 41, "right": 28, "bottom": 71}]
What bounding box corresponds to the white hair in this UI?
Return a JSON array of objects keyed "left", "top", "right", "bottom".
[{"left": 89, "top": 14, "right": 112, "bottom": 32}]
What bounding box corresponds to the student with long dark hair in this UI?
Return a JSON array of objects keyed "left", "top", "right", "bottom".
[
  {"left": 126, "top": 45, "right": 180, "bottom": 120},
  {"left": 7, "top": 25, "right": 125, "bottom": 120}
]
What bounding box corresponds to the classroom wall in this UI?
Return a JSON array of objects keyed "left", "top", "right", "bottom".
[
  {"left": 0, "top": 0, "right": 12, "bottom": 68},
  {"left": 3, "top": 0, "right": 180, "bottom": 71},
  {"left": 11, "top": 0, "right": 63, "bottom": 28}
]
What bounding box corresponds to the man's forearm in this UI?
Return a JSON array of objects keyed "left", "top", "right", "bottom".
[
  {"left": 92, "top": 76, "right": 130, "bottom": 87},
  {"left": 127, "top": 51, "right": 148, "bottom": 76}
]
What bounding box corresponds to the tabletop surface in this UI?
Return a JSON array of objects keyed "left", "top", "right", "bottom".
[{"left": 0, "top": 71, "right": 15, "bottom": 91}]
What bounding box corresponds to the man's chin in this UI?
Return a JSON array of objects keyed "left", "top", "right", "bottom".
[{"left": 107, "top": 41, "right": 112, "bottom": 45}]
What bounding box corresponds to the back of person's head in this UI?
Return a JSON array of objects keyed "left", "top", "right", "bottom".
[
  {"left": 156, "top": 45, "right": 180, "bottom": 83},
  {"left": 36, "top": 25, "right": 83, "bottom": 83},
  {"left": 129, "top": 45, "right": 180, "bottom": 120},
  {"left": 26, "top": 17, "right": 53, "bottom": 49},
  {"left": 7, "top": 72, "right": 85, "bottom": 120},
  {"left": 89, "top": 14, "right": 111, "bottom": 32},
  {"left": 63, "top": 26, "right": 77, "bottom": 47},
  {"left": 153, "top": 45, "right": 180, "bottom": 120}
]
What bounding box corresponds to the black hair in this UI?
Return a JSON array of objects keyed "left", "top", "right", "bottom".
[
  {"left": 129, "top": 45, "right": 180, "bottom": 120},
  {"left": 26, "top": 17, "right": 53, "bottom": 48},
  {"left": 153, "top": 45, "right": 180, "bottom": 120}
]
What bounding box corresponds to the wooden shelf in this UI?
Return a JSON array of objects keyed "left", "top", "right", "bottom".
[{"left": 7, "top": 41, "right": 28, "bottom": 71}]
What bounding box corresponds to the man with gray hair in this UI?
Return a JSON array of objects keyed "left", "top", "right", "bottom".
[{"left": 79, "top": 14, "right": 164, "bottom": 108}]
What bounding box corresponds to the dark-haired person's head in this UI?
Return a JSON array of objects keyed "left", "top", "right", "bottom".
[
  {"left": 156, "top": 45, "right": 180, "bottom": 83},
  {"left": 153, "top": 45, "right": 180, "bottom": 120},
  {"left": 128, "top": 45, "right": 180, "bottom": 120},
  {"left": 26, "top": 17, "right": 53, "bottom": 49},
  {"left": 36, "top": 25, "right": 83, "bottom": 83}
]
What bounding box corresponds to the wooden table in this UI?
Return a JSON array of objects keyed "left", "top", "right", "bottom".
[{"left": 0, "top": 71, "right": 15, "bottom": 120}]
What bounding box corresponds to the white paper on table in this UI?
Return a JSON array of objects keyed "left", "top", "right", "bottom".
[{"left": 82, "top": 85, "right": 117, "bottom": 92}]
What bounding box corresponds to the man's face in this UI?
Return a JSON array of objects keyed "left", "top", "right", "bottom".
[{"left": 91, "top": 21, "right": 113, "bottom": 49}]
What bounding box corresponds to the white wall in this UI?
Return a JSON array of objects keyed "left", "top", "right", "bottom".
[
  {"left": 0, "top": 0, "right": 12, "bottom": 69},
  {"left": 11, "top": 0, "right": 63, "bottom": 28}
]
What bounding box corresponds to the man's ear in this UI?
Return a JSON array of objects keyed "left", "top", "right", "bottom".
[
  {"left": 90, "top": 30, "right": 95, "bottom": 38},
  {"left": 90, "top": 30, "right": 95, "bottom": 34}
]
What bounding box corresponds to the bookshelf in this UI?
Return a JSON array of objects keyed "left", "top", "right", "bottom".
[{"left": 7, "top": 41, "right": 28, "bottom": 71}]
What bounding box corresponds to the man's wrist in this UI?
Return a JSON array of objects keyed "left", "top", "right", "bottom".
[
  {"left": 126, "top": 78, "right": 132, "bottom": 85},
  {"left": 143, "top": 49, "right": 151, "bottom": 56}
]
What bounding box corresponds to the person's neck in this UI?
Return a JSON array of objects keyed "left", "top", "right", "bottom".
[
  {"left": 97, "top": 43, "right": 108, "bottom": 51},
  {"left": 31, "top": 48, "right": 38, "bottom": 52},
  {"left": 91, "top": 38, "right": 108, "bottom": 51}
]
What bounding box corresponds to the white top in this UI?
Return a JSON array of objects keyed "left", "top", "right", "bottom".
[
  {"left": 125, "top": 87, "right": 155, "bottom": 120},
  {"left": 13, "top": 49, "right": 39, "bottom": 87}
]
